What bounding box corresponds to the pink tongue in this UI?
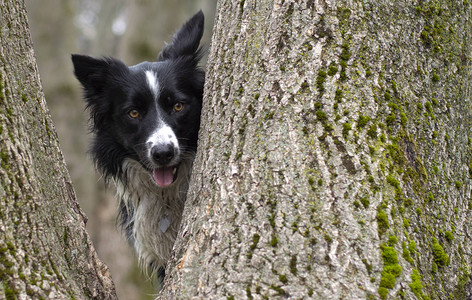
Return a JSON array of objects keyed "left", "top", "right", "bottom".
[{"left": 153, "top": 167, "right": 174, "bottom": 187}]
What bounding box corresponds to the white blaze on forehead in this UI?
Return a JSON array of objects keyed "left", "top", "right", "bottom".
[
  {"left": 146, "top": 123, "right": 179, "bottom": 152},
  {"left": 145, "top": 70, "right": 159, "bottom": 99}
]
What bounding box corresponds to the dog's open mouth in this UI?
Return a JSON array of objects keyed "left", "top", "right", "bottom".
[{"left": 152, "top": 166, "right": 178, "bottom": 187}]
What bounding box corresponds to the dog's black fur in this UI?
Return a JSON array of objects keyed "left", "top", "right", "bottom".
[{"left": 71, "top": 11, "right": 204, "bottom": 285}]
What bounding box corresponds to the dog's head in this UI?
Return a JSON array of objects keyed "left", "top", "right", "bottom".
[{"left": 72, "top": 11, "right": 204, "bottom": 187}]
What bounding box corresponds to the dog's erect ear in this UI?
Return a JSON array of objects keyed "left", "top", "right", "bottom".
[
  {"left": 72, "top": 54, "right": 108, "bottom": 87},
  {"left": 71, "top": 54, "right": 129, "bottom": 128},
  {"left": 158, "top": 10, "right": 204, "bottom": 62},
  {"left": 71, "top": 54, "right": 128, "bottom": 95}
]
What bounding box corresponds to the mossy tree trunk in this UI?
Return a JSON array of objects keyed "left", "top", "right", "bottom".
[
  {"left": 159, "top": 0, "right": 472, "bottom": 299},
  {"left": 0, "top": 0, "right": 116, "bottom": 298}
]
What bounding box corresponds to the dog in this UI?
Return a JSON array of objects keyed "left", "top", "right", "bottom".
[{"left": 71, "top": 11, "right": 204, "bottom": 285}]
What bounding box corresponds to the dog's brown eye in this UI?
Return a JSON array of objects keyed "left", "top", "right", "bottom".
[
  {"left": 173, "top": 103, "right": 184, "bottom": 112},
  {"left": 128, "top": 109, "right": 140, "bottom": 118}
]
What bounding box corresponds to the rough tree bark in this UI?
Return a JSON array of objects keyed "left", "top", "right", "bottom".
[
  {"left": 0, "top": 0, "right": 116, "bottom": 298},
  {"left": 159, "top": 0, "right": 472, "bottom": 299}
]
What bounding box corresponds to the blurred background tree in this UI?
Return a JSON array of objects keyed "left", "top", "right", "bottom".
[{"left": 25, "top": 1, "right": 216, "bottom": 299}]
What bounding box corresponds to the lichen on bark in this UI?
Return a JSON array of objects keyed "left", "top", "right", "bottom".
[
  {"left": 159, "top": 0, "right": 472, "bottom": 299},
  {"left": 0, "top": 0, "right": 116, "bottom": 298}
]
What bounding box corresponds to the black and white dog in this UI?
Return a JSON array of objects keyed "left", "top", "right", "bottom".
[{"left": 71, "top": 11, "right": 204, "bottom": 284}]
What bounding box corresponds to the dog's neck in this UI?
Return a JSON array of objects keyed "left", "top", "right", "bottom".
[{"left": 113, "top": 157, "right": 193, "bottom": 275}]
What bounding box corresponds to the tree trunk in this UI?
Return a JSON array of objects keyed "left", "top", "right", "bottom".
[
  {"left": 0, "top": 0, "right": 116, "bottom": 298},
  {"left": 159, "top": 0, "right": 472, "bottom": 299}
]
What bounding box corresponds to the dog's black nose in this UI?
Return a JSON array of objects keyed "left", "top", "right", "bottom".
[{"left": 151, "top": 144, "right": 175, "bottom": 165}]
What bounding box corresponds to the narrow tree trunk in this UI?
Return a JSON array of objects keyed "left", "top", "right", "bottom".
[
  {"left": 159, "top": 0, "right": 472, "bottom": 299},
  {"left": 0, "top": 0, "right": 116, "bottom": 298}
]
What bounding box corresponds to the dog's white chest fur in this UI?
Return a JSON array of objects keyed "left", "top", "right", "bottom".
[{"left": 115, "top": 159, "right": 191, "bottom": 272}]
